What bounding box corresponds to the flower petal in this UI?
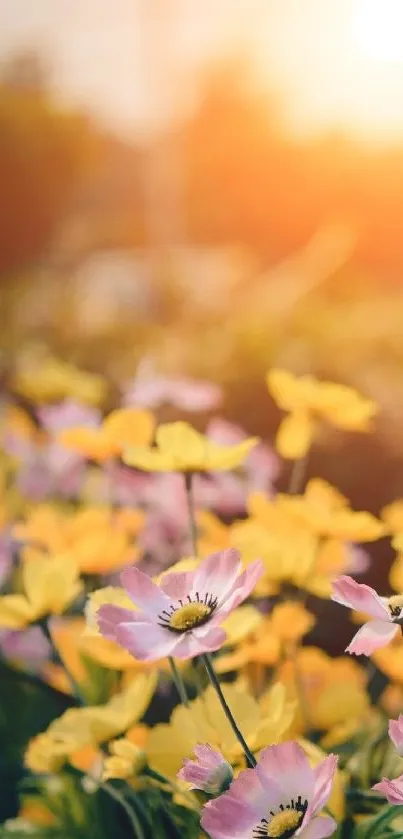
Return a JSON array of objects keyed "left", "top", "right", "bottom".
[
  {"left": 115, "top": 621, "right": 180, "bottom": 661},
  {"left": 310, "top": 755, "right": 338, "bottom": 816},
  {"left": 97, "top": 604, "right": 140, "bottom": 642},
  {"left": 201, "top": 793, "right": 258, "bottom": 839},
  {"left": 193, "top": 549, "right": 242, "bottom": 603},
  {"left": 121, "top": 566, "right": 170, "bottom": 615},
  {"left": 389, "top": 716, "right": 403, "bottom": 755},
  {"left": 257, "top": 741, "right": 315, "bottom": 805},
  {"left": 299, "top": 815, "right": 337, "bottom": 839},
  {"left": 172, "top": 626, "right": 227, "bottom": 659},
  {"left": 159, "top": 571, "right": 196, "bottom": 601},
  {"left": 372, "top": 774, "right": 403, "bottom": 804},
  {"left": 276, "top": 411, "right": 315, "bottom": 460},
  {"left": 218, "top": 560, "right": 264, "bottom": 615},
  {"left": 332, "top": 575, "right": 389, "bottom": 620},
  {"left": 346, "top": 621, "right": 398, "bottom": 656}
]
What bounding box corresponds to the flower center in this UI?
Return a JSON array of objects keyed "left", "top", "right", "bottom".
[
  {"left": 253, "top": 798, "right": 308, "bottom": 839},
  {"left": 157, "top": 594, "right": 218, "bottom": 633},
  {"left": 388, "top": 595, "right": 403, "bottom": 621}
]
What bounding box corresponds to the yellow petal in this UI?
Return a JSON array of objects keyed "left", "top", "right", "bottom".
[
  {"left": 0, "top": 594, "right": 36, "bottom": 629},
  {"left": 205, "top": 437, "right": 259, "bottom": 471},
  {"left": 123, "top": 446, "right": 168, "bottom": 471},
  {"left": 275, "top": 412, "right": 315, "bottom": 459},
  {"left": 58, "top": 428, "right": 115, "bottom": 462},
  {"left": 389, "top": 554, "right": 403, "bottom": 593},
  {"left": 85, "top": 586, "right": 134, "bottom": 636},
  {"left": 102, "top": 408, "right": 155, "bottom": 448},
  {"left": 222, "top": 605, "right": 263, "bottom": 645},
  {"left": 266, "top": 369, "right": 317, "bottom": 412}
]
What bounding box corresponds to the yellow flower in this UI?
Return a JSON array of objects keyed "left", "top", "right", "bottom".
[
  {"left": 373, "top": 636, "right": 403, "bottom": 684},
  {"left": 102, "top": 738, "right": 146, "bottom": 781},
  {"left": 381, "top": 500, "right": 403, "bottom": 533},
  {"left": 197, "top": 510, "right": 232, "bottom": 556},
  {"left": 299, "top": 739, "right": 346, "bottom": 822},
  {"left": 147, "top": 682, "right": 294, "bottom": 779},
  {"left": 12, "top": 355, "right": 107, "bottom": 405},
  {"left": 19, "top": 505, "right": 144, "bottom": 575},
  {"left": 85, "top": 586, "right": 134, "bottom": 635},
  {"left": 267, "top": 368, "right": 377, "bottom": 459},
  {"left": 0, "top": 554, "right": 82, "bottom": 629},
  {"left": 25, "top": 673, "right": 156, "bottom": 773},
  {"left": 59, "top": 407, "right": 155, "bottom": 462},
  {"left": 124, "top": 421, "right": 258, "bottom": 473}
]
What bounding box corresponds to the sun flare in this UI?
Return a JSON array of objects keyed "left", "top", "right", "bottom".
[{"left": 352, "top": 0, "right": 403, "bottom": 62}]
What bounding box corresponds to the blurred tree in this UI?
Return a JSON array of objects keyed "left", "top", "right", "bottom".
[{"left": 0, "top": 51, "right": 102, "bottom": 278}]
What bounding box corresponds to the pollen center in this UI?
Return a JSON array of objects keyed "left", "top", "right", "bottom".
[
  {"left": 388, "top": 594, "right": 403, "bottom": 619},
  {"left": 168, "top": 602, "right": 212, "bottom": 631},
  {"left": 266, "top": 808, "right": 303, "bottom": 838}
]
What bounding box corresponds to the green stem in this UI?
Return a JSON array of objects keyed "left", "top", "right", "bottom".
[
  {"left": 102, "top": 781, "right": 145, "bottom": 839},
  {"left": 364, "top": 804, "right": 401, "bottom": 837},
  {"left": 169, "top": 656, "right": 189, "bottom": 707},
  {"left": 202, "top": 653, "right": 256, "bottom": 768},
  {"left": 184, "top": 472, "right": 198, "bottom": 556},
  {"left": 288, "top": 453, "right": 308, "bottom": 496}
]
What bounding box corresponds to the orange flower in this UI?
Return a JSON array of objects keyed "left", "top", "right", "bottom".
[{"left": 59, "top": 408, "right": 155, "bottom": 463}]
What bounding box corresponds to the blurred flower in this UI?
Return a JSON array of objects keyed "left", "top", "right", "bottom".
[
  {"left": 389, "top": 715, "right": 403, "bottom": 757},
  {"left": 59, "top": 408, "right": 155, "bottom": 463},
  {"left": 201, "top": 741, "right": 337, "bottom": 839},
  {"left": 102, "top": 737, "right": 146, "bottom": 781},
  {"left": 123, "top": 421, "right": 258, "bottom": 473},
  {"left": 178, "top": 744, "right": 233, "bottom": 794},
  {"left": 97, "top": 549, "right": 262, "bottom": 661},
  {"left": 124, "top": 363, "right": 222, "bottom": 412},
  {"left": 0, "top": 625, "right": 50, "bottom": 665},
  {"left": 0, "top": 554, "right": 82, "bottom": 629},
  {"left": 267, "top": 368, "right": 377, "bottom": 459},
  {"left": 372, "top": 774, "right": 403, "bottom": 804},
  {"left": 332, "top": 575, "right": 401, "bottom": 655},
  {"left": 12, "top": 354, "right": 107, "bottom": 405},
  {"left": 147, "top": 682, "right": 294, "bottom": 778},
  {"left": 24, "top": 673, "right": 156, "bottom": 773}
]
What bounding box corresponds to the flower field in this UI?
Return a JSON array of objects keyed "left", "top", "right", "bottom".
[{"left": 0, "top": 357, "right": 403, "bottom": 839}]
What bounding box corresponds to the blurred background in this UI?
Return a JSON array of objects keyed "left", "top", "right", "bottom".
[{"left": 1, "top": 0, "right": 403, "bottom": 514}]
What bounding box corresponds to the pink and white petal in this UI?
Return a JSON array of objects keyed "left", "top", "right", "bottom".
[
  {"left": 159, "top": 571, "right": 196, "bottom": 601},
  {"left": 121, "top": 566, "right": 171, "bottom": 615},
  {"left": 97, "top": 604, "right": 140, "bottom": 642},
  {"left": 257, "top": 742, "right": 315, "bottom": 805},
  {"left": 299, "top": 815, "right": 337, "bottom": 839},
  {"left": 115, "top": 620, "right": 179, "bottom": 661},
  {"left": 346, "top": 621, "right": 398, "bottom": 656},
  {"left": 309, "top": 755, "right": 338, "bottom": 816},
  {"left": 193, "top": 744, "right": 226, "bottom": 771},
  {"left": 213, "top": 768, "right": 268, "bottom": 816},
  {"left": 217, "top": 560, "right": 264, "bottom": 615},
  {"left": 372, "top": 775, "right": 403, "bottom": 804},
  {"left": 201, "top": 795, "right": 258, "bottom": 839},
  {"left": 389, "top": 717, "right": 403, "bottom": 754},
  {"left": 173, "top": 626, "right": 226, "bottom": 659},
  {"left": 193, "top": 549, "right": 242, "bottom": 602},
  {"left": 331, "top": 576, "right": 389, "bottom": 620}
]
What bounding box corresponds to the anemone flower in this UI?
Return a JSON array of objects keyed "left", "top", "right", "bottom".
[
  {"left": 178, "top": 744, "right": 233, "bottom": 794},
  {"left": 331, "top": 575, "right": 402, "bottom": 655},
  {"left": 201, "top": 741, "right": 337, "bottom": 839},
  {"left": 97, "top": 549, "right": 262, "bottom": 661}
]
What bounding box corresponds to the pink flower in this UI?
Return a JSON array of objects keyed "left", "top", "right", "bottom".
[
  {"left": 124, "top": 363, "right": 222, "bottom": 412},
  {"left": 201, "top": 741, "right": 338, "bottom": 839},
  {"left": 178, "top": 744, "right": 233, "bottom": 794},
  {"left": 97, "top": 549, "right": 262, "bottom": 661},
  {"left": 372, "top": 774, "right": 403, "bottom": 804},
  {"left": 389, "top": 715, "right": 403, "bottom": 757},
  {"left": 331, "top": 575, "right": 400, "bottom": 656}
]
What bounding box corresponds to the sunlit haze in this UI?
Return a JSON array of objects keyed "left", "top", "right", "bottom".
[{"left": 1, "top": 0, "right": 403, "bottom": 143}]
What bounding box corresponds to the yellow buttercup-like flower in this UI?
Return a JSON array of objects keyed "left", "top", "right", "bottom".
[
  {"left": 267, "top": 368, "right": 377, "bottom": 459},
  {"left": 12, "top": 355, "right": 107, "bottom": 406},
  {"left": 25, "top": 673, "right": 156, "bottom": 773},
  {"left": 124, "top": 421, "right": 258, "bottom": 473},
  {"left": 0, "top": 554, "right": 82, "bottom": 629},
  {"left": 147, "top": 682, "right": 294, "bottom": 779},
  {"left": 59, "top": 408, "right": 155, "bottom": 462},
  {"left": 102, "top": 738, "right": 146, "bottom": 781}
]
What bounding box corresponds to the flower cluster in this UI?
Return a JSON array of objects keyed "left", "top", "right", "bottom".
[{"left": 1, "top": 360, "right": 402, "bottom": 839}]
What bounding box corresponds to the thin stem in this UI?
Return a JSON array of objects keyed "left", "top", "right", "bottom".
[
  {"left": 288, "top": 453, "right": 308, "bottom": 496},
  {"left": 364, "top": 804, "right": 400, "bottom": 837},
  {"left": 184, "top": 472, "right": 198, "bottom": 556},
  {"left": 39, "top": 618, "right": 84, "bottom": 704},
  {"left": 169, "top": 656, "right": 189, "bottom": 707},
  {"left": 102, "top": 781, "right": 145, "bottom": 839},
  {"left": 202, "top": 653, "right": 256, "bottom": 768}
]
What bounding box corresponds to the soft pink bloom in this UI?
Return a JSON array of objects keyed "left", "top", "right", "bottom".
[
  {"left": 331, "top": 575, "right": 399, "bottom": 656},
  {"left": 201, "top": 741, "right": 337, "bottom": 839},
  {"left": 38, "top": 401, "right": 101, "bottom": 434},
  {"left": 389, "top": 715, "right": 403, "bottom": 757},
  {"left": 178, "top": 744, "right": 233, "bottom": 794},
  {"left": 207, "top": 419, "right": 280, "bottom": 500},
  {"left": 372, "top": 774, "right": 403, "bottom": 804},
  {"left": 345, "top": 545, "right": 370, "bottom": 576},
  {"left": 0, "top": 626, "right": 50, "bottom": 665},
  {"left": 124, "top": 363, "right": 222, "bottom": 412},
  {"left": 97, "top": 549, "right": 263, "bottom": 661}
]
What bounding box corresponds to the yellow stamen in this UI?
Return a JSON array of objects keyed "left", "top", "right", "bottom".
[
  {"left": 388, "top": 594, "right": 403, "bottom": 619},
  {"left": 266, "top": 808, "right": 303, "bottom": 838},
  {"left": 169, "top": 602, "right": 211, "bottom": 631}
]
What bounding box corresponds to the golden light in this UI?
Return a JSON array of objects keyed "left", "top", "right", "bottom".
[{"left": 352, "top": 0, "right": 403, "bottom": 62}]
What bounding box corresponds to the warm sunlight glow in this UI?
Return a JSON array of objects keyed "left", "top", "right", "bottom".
[{"left": 352, "top": 0, "right": 403, "bottom": 62}]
